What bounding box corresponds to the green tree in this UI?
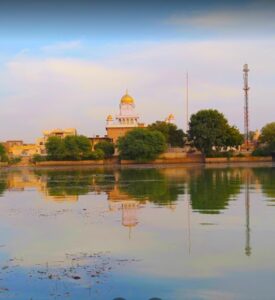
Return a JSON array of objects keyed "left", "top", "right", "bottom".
[
  {"left": 46, "top": 135, "right": 92, "bottom": 161},
  {"left": 0, "top": 143, "right": 8, "bottom": 162},
  {"left": 94, "top": 141, "right": 115, "bottom": 158},
  {"left": 148, "top": 121, "right": 185, "bottom": 147},
  {"left": 188, "top": 109, "right": 242, "bottom": 155},
  {"left": 45, "top": 136, "right": 65, "bottom": 161},
  {"left": 260, "top": 122, "right": 275, "bottom": 144},
  {"left": 260, "top": 122, "right": 275, "bottom": 150},
  {"left": 117, "top": 128, "right": 166, "bottom": 162},
  {"left": 253, "top": 122, "right": 275, "bottom": 156},
  {"left": 225, "top": 126, "right": 244, "bottom": 147}
]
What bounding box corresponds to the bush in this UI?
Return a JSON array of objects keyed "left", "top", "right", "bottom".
[
  {"left": 88, "top": 149, "right": 105, "bottom": 160},
  {"left": 32, "top": 154, "right": 47, "bottom": 163},
  {"left": 206, "top": 151, "right": 234, "bottom": 158},
  {"left": 94, "top": 141, "right": 115, "bottom": 158},
  {"left": 234, "top": 153, "right": 245, "bottom": 158},
  {"left": 252, "top": 147, "right": 270, "bottom": 157},
  {"left": 8, "top": 157, "right": 21, "bottom": 165}
]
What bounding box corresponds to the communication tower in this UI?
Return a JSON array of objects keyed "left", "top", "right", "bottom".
[{"left": 243, "top": 64, "right": 250, "bottom": 149}]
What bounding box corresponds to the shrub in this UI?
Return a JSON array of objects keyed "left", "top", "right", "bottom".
[
  {"left": 86, "top": 149, "right": 104, "bottom": 160},
  {"left": 94, "top": 141, "right": 115, "bottom": 158},
  {"left": 252, "top": 147, "right": 270, "bottom": 157},
  {"left": 32, "top": 154, "right": 47, "bottom": 163},
  {"left": 8, "top": 157, "right": 21, "bottom": 165}
]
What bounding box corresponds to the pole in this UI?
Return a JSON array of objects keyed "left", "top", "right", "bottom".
[
  {"left": 243, "top": 64, "right": 250, "bottom": 150},
  {"left": 186, "top": 72, "right": 189, "bottom": 133}
]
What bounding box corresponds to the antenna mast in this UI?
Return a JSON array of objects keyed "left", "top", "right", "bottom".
[
  {"left": 243, "top": 64, "right": 250, "bottom": 149},
  {"left": 186, "top": 72, "right": 189, "bottom": 132}
]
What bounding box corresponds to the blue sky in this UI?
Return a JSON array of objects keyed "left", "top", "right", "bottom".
[{"left": 0, "top": 0, "right": 275, "bottom": 141}]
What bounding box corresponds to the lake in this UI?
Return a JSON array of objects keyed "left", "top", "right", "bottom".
[{"left": 0, "top": 164, "right": 274, "bottom": 300}]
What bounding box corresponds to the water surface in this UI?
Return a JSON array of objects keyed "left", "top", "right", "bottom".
[{"left": 0, "top": 164, "right": 274, "bottom": 300}]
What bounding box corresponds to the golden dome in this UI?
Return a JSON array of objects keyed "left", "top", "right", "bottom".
[
  {"left": 120, "top": 91, "right": 134, "bottom": 105},
  {"left": 106, "top": 115, "right": 113, "bottom": 121},
  {"left": 168, "top": 114, "right": 175, "bottom": 119}
]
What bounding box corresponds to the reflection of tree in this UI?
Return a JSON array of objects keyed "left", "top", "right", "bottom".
[
  {"left": 189, "top": 169, "right": 241, "bottom": 214},
  {"left": 0, "top": 178, "right": 7, "bottom": 196},
  {"left": 118, "top": 168, "right": 184, "bottom": 205},
  {"left": 34, "top": 169, "right": 115, "bottom": 197},
  {"left": 253, "top": 168, "right": 275, "bottom": 199}
]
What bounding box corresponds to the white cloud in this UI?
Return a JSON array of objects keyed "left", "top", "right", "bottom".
[
  {"left": 0, "top": 38, "right": 274, "bottom": 142},
  {"left": 167, "top": 4, "right": 275, "bottom": 34},
  {"left": 41, "top": 40, "right": 83, "bottom": 53}
]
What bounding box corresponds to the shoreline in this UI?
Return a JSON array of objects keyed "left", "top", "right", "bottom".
[{"left": 0, "top": 159, "right": 273, "bottom": 171}]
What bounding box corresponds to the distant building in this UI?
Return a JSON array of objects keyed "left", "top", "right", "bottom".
[
  {"left": 165, "top": 114, "right": 175, "bottom": 124},
  {"left": 5, "top": 140, "right": 40, "bottom": 157},
  {"left": 36, "top": 128, "right": 77, "bottom": 155},
  {"left": 88, "top": 135, "right": 112, "bottom": 150},
  {"left": 106, "top": 91, "right": 145, "bottom": 143}
]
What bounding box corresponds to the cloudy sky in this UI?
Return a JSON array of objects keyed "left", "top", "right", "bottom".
[{"left": 0, "top": 0, "right": 274, "bottom": 142}]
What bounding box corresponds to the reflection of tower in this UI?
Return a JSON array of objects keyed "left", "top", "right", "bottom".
[
  {"left": 122, "top": 201, "right": 139, "bottom": 239},
  {"left": 245, "top": 172, "right": 252, "bottom": 256},
  {"left": 185, "top": 182, "right": 191, "bottom": 255}
]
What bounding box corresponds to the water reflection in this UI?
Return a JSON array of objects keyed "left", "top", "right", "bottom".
[
  {"left": 188, "top": 168, "right": 242, "bottom": 214},
  {"left": 0, "top": 166, "right": 274, "bottom": 211},
  {"left": 0, "top": 165, "right": 274, "bottom": 299}
]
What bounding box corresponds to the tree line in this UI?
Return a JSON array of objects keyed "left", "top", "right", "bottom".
[{"left": 1, "top": 109, "right": 275, "bottom": 163}]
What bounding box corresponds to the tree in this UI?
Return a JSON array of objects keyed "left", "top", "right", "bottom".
[
  {"left": 253, "top": 122, "right": 275, "bottom": 156},
  {"left": 225, "top": 126, "right": 244, "bottom": 147},
  {"left": 45, "top": 136, "right": 65, "bottom": 161},
  {"left": 260, "top": 122, "right": 275, "bottom": 145},
  {"left": 94, "top": 141, "right": 115, "bottom": 158},
  {"left": 117, "top": 128, "right": 166, "bottom": 162},
  {"left": 45, "top": 135, "right": 92, "bottom": 161},
  {"left": 0, "top": 143, "right": 8, "bottom": 162},
  {"left": 148, "top": 121, "right": 185, "bottom": 147},
  {"left": 188, "top": 109, "right": 242, "bottom": 155}
]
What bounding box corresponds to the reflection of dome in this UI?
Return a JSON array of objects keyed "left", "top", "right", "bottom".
[
  {"left": 120, "top": 91, "right": 135, "bottom": 105},
  {"left": 106, "top": 115, "right": 113, "bottom": 121}
]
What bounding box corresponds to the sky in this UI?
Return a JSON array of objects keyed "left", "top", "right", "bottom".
[{"left": 0, "top": 0, "right": 275, "bottom": 142}]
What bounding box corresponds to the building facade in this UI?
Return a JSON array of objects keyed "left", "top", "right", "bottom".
[
  {"left": 36, "top": 128, "right": 77, "bottom": 155},
  {"left": 106, "top": 91, "right": 145, "bottom": 143}
]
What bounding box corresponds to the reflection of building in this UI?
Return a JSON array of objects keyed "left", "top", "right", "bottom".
[
  {"left": 107, "top": 183, "right": 140, "bottom": 231},
  {"left": 122, "top": 201, "right": 139, "bottom": 227},
  {"left": 106, "top": 91, "right": 145, "bottom": 143},
  {"left": 36, "top": 128, "right": 77, "bottom": 155},
  {"left": 6, "top": 171, "right": 78, "bottom": 202}
]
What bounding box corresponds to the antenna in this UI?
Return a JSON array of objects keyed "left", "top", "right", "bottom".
[
  {"left": 186, "top": 72, "right": 189, "bottom": 132},
  {"left": 243, "top": 64, "right": 250, "bottom": 150}
]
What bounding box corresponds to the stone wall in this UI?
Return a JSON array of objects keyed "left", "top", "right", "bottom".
[
  {"left": 121, "top": 153, "right": 203, "bottom": 165},
  {"left": 35, "top": 157, "right": 119, "bottom": 167},
  {"left": 205, "top": 156, "right": 272, "bottom": 163}
]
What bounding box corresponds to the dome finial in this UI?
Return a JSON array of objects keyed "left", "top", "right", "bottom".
[{"left": 126, "top": 88, "right": 128, "bottom": 95}]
